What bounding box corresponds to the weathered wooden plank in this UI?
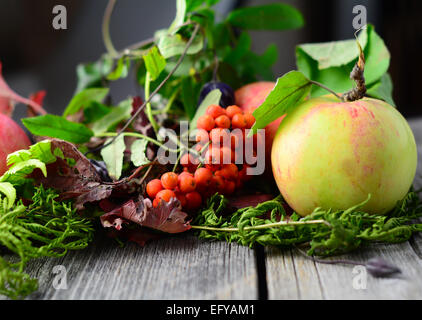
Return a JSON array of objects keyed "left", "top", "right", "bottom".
[
  {"left": 9, "top": 234, "right": 258, "bottom": 300},
  {"left": 266, "top": 242, "right": 422, "bottom": 300},
  {"left": 266, "top": 118, "right": 422, "bottom": 300}
]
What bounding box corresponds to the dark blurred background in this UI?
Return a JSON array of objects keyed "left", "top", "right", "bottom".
[{"left": 1, "top": 0, "right": 421, "bottom": 120}]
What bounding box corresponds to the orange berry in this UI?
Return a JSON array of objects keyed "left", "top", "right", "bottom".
[
  {"left": 224, "top": 180, "right": 236, "bottom": 195},
  {"left": 179, "top": 174, "right": 196, "bottom": 193},
  {"left": 232, "top": 113, "right": 247, "bottom": 129},
  {"left": 244, "top": 113, "right": 255, "bottom": 129},
  {"left": 185, "top": 191, "right": 202, "bottom": 210},
  {"left": 206, "top": 105, "right": 226, "bottom": 118},
  {"left": 153, "top": 198, "right": 160, "bottom": 208},
  {"left": 205, "top": 164, "right": 220, "bottom": 172},
  {"left": 175, "top": 192, "right": 187, "bottom": 208},
  {"left": 195, "top": 128, "right": 210, "bottom": 144},
  {"left": 212, "top": 175, "right": 225, "bottom": 194},
  {"left": 197, "top": 114, "right": 215, "bottom": 131},
  {"left": 239, "top": 165, "right": 252, "bottom": 182},
  {"left": 209, "top": 128, "right": 230, "bottom": 146},
  {"left": 230, "top": 129, "right": 244, "bottom": 150},
  {"left": 146, "top": 179, "right": 163, "bottom": 199},
  {"left": 215, "top": 115, "right": 231, "bottom": 129},
  {"left": 226, "top": 105, "right": 243, "bottom": 119},
  {"left": 161, "top": 172, "right": 178, "bottom": 189},
  {"left": 194, "top": 167, "right": 213, "bottom": 187},
  {"left": 180, "top": 153, "right": 199, "bottom": 168},
  {"left": 156, "top": 189, "right": 176, "bottom": 203},
  {"left": 222, "top": 163, "right": 239, "bottom": 180}
]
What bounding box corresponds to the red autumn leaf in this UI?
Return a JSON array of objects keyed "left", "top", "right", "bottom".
[
  {"left": 27, "top": 90, "right": 47, "bottom": 118},
  {"left": 100, "top": 196, "right": 191, "bottom": 234},
  {"left": 0, "top": 61, "right": 47, "bottom": 116},
  {"left": 30, "top": 139, "right": 139, "bottom": 210}
]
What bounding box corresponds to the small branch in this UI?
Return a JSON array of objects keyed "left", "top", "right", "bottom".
[
  {"left": 191, "top": 219, "right": 330, "bottom": 232},
  {"left": 102, "top": 0, "right": 118, "bottom": 58},
  {"left": 98, "top": 22, "right": 201, "bottom": 152}
]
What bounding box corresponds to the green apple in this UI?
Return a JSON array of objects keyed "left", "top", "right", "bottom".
[{"left": 271, "top": 95, "right": 417, "bottom": 216}]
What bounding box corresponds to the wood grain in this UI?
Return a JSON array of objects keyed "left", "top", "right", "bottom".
[{"left": 17, "top": 234, "right": 258, "bottom": 300}]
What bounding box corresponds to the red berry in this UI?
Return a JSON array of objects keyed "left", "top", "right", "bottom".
[
  {"left": 156, "top": 189, "right": 176, "bottom": 203},
  {"left": 226, "top": 105, "right": 243, "bottom": 119},
  {"left": 194, "top": 167, "right": 213, "bottom": 187},
  {"left": 212, "top": 175, "right": 225, "bottom": 194},
  {"left": 206, "top": 105, "right": 226, "bottom": 119},
  {"left": 197, "top": 114, "right": 215, "bottom": 131},
  {"left": 230, "top": 129, "right": 244, "bottom": 150},
  {"left": 146, "top": 179, "right": 163, "bottom": 199},
  {"left": 232, "top": 113, "right": 247, "bottom": 129},
  {"left": 161, "top": 172, "right": 178, "bottom": 190},
  {"left": 215, "top": 115, "right": 231, "bottom": 129},
  {"left": 179, "top": 173, "right": 196, "bottom": 193},
  {"left": 185, "top": 191, "right": 202, "bottom": 210}
]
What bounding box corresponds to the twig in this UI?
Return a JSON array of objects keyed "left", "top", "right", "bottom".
[
  {"left": 94, "top": 22, "right": 201, "bottom": 154},
  {"left": 102, "top": 0, "right": 118, "bottom": 58}
]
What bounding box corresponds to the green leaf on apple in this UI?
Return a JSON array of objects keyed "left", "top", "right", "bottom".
[
  {"left": 22, "top": 115, "right": 94, "bottom": 144},
  {"left": 143, "top": 46, "right": 166, "bottom": 81},
  {"left": 250, "top": 71, "right": 311, "bottom": 135},
  {"left": 227, "top": 3, "right": 304, "bottom": 30},
  {"left": 131, "top": 139, "right": 150, "bottom": 167},
  {"left": 63, "top": 87, "right": 109, "bottom": 117},
  {"left": 101, "top": 135, "right": 126, "bottom": 181},
  {"left": 367, "top": 73, "right": 396, "bottom": 107},
  {"left": 296, "top": 25, "right": 391, "bottom": 100}
]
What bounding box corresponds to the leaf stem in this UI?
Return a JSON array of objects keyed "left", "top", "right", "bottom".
[
  {"left": 102, "top": 0, "right": 118, "bottom": 58},
  {"left": 144, "top": 71, "right": 159, "bottom": 134},
  {"left": 309, "top": 80, "right": 343, "bottom": 101},
  {"left": 191, "top": 219, "right": 330, "bottom": 232}
]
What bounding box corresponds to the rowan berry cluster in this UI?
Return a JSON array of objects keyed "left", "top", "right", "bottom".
[{"left": 146, "top": 104, "right": 255, "bottom": 211}]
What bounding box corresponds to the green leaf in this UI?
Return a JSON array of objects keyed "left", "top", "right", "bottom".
[
  {"left": 367, "top": 73, "right": 396, "bottom": 107},
  {"left": 63, "top": 88, "right": 109, "bottom": 117},
  {"left": 91, "top": 98, "right": 132, "bottom": 135},
  {"left": 6, "top": 140, "right": 56, "bottom": 168},
  {"left": 169, "top": 0, "right": 187, "bottom": 33},
  {"left": 101, "top": 135, "right": 126, "bottom": 181},
  {"left": 143, "top": 46, "right": 167, "bottom": 81},
  {"left": 107, "top": 56, "right": 130, "bottom": 81},
  {"left": 190, "top": 89, "right": 222, "bottom": 130},
  {"left": 181, "top": 77, "right": 198, "bottom": 120},
  {"left": 75, "top": 55, "right": 113, "bottom": 93},
  {"left": 251, "top": 71, "right": 311, "bottom": 134},
  {"left": 227, "top": 3, "right": 304, "bottom": 30},
  {"left": 131, "top": 139, "right": 150, "bottom": 167},
  {"left": 187, "top": 0, "right": 206, "bottom": 12},
  {"left": 224, "top": 32, "right": 251, "bottom": 65},
  {"left": 22, "top": 115, "right": 94, "bottom": 144},
  {"left": 83, "top": 102, "right": 112, "bottom": 124},
  {"left": 296, "top": 25, "right": 390, "bottom": 98},
  {"left": 156, "top": 30, "right": 203, "bottom": 59},
  {"left": 297, "top": 31, "right": 368, "bottom": 70},
  {"left": 0, "top": 159, "right": 47, "bottom": 185},
  {"left": 0, "top": 182, "right": 16, "bottom": 209}
]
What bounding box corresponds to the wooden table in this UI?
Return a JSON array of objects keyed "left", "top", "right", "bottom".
[{"left": 6, "top": 120, "right": 422, "bottom": 300}]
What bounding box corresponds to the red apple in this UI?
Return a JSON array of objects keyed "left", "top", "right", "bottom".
[
  {"left": 235, "top": 82, "right": 282, "bottom": 170},
  {"left": 0, "top": 114, "right": 31, "bottom": 175}
]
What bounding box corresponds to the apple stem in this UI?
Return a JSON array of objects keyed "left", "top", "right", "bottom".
[{"left": 342, "top": 29, "right": 367, "bottom": 102}]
